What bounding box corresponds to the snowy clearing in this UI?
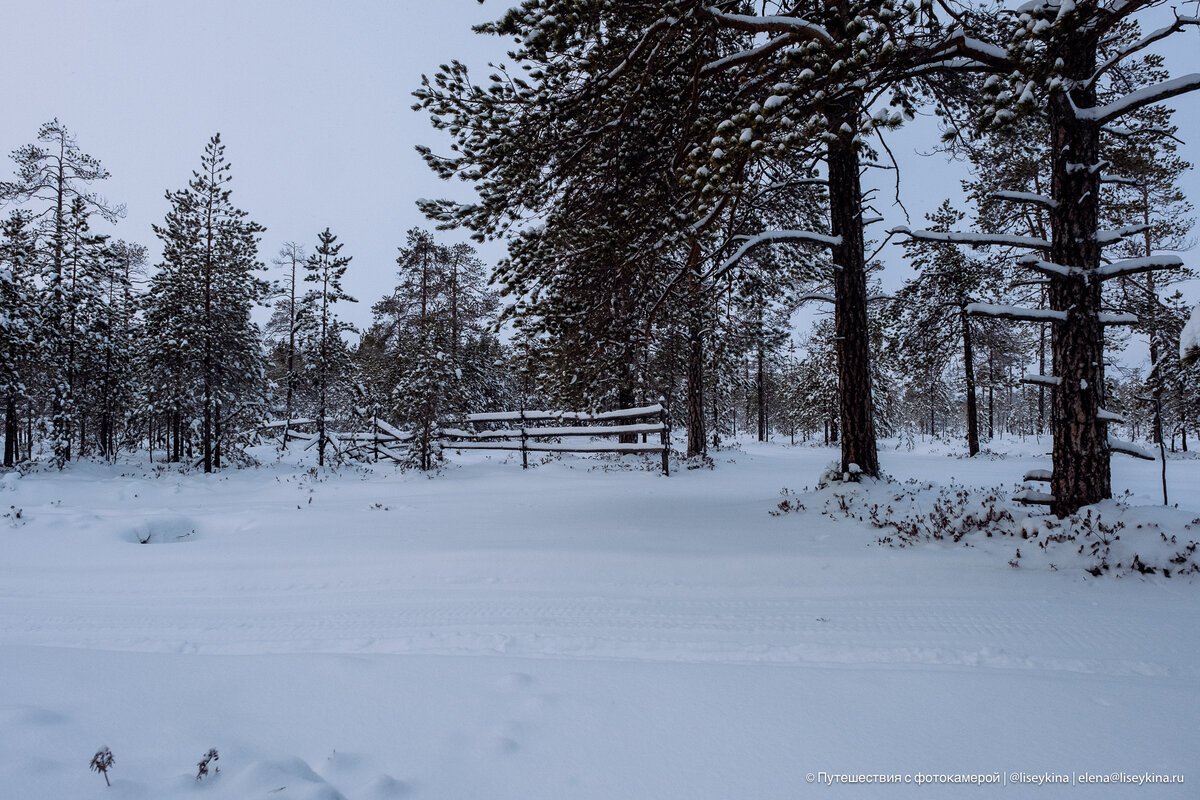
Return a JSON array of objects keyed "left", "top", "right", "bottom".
[{"left": 1, "top": 442, "right": 1197, "bottom": 799}]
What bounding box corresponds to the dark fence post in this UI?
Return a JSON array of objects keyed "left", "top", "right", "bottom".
[
  {"left": 660, "top": 399, "right": 670, "bottom": 477},
  {"left": 520, "top": 408, "right": 528, "bottom": 469}
]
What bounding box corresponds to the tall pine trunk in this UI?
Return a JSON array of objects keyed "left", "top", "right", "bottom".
[
  {"left": 1047, "top": 39, "right": 1109, "bottom": 517},
  {"left": 827, "top": 99, "right": 878, "bottom": 477},
  {"left": 684, "top": 240, "right": 706, "bottom": 457},
  {"left": 3, "top": 394, "right": 16, "bottom": 467},
  {"left": 961, "top": 305, "right": 979, "bottom": 456}
]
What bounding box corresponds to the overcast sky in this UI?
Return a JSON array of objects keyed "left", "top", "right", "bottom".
[{"left": 2, "top": 1, "right": 1197, "bottom": 334}]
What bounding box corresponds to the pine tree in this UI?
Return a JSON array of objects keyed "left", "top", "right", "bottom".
[
  {"left": 0, "top": 120, "right": 123, "bottom": 465},
  {"left": 890, "top": 201, "right": 1001, "bottom": 454},
  {"left": 265, "top": 242, "right": 307, "bottom": 440},
  {"left": 0, "top": 212, "right": 39, "bottom": 466},
  {"left": 92, "top": 241, "right": 145, "bottom": 458},
  {"left": 146, "top": 134, "right": 267, "bottom": 472},
  {"left": 299, "top": 228, "right": 357, "bottom": 466},
  {"left": 903, "top": 2, "right": 1200, "bottom": 516}
]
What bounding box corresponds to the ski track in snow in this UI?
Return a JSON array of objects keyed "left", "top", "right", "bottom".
[{"left": 1, "top": 442, "right": 1197, "bottom": 798}]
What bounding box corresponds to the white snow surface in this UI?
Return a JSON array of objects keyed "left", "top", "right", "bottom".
[{"left": 1, "top": 442, "right": 1197, "bottom": 798}]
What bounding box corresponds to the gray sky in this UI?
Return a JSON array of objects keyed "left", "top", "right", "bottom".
[
  {"left": 2, "top": 1, "right": 1197, "bottom": 337},
  {"left": 3, "top": 0, "right": 507, "bottom": 326}
]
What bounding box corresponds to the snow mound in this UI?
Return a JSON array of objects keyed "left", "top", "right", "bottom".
[
  {"left": 123, "top": 517, "right": 199, "bottom": 544},
  {"left": 227, "top": 757, "right": 347, "bottom": 800}
]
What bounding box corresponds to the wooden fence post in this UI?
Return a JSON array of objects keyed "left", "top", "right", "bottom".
[
  {"left": 520, "top": 408, "right": 528, "bottom": 469},
  {"left": 660, "top": 399, "right": 670, "bottom": 477}
]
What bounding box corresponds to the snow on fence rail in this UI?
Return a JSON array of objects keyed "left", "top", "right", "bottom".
[
  {"left": 260, "top": 417, "right": 412, "bottom": 463},
  {"left": 259, "top": 406, "right": 672, "bottom": 474},
  {"left": 442, "top": 404, "right": 671, "bottom": 475}
]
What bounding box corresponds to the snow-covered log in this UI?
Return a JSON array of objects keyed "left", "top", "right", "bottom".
[
  {"left": 1095, "top": 254, "right": 1183, "bottom": 280},
  {"left": 1023, "top": 469, "right": 1053, "bottom": 482},
  {"left": 1108, "top": 438, "right": 1156, "bottom": 461},
  {"left": 966, "top": 303, "right": 1067, "bottom": 323}
]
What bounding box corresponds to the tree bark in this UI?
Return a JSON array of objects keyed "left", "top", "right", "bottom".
[
  {"left": 961, "top": 305, "right": 979, "bottom": 456},
  {"left": 3, "top": 394, "right": 16, "bottom": 467},
  {"left": 1047, "top": 40, "right": 1109, "bottom": 517},
  {"left": 684, "top": 240, "right": 706, "bottom": 458},
  {"left": 756, "top": 309, "right": 766, "bottom": 442},
  {"left": 827, "top": 99, "right": 879, "bottom": 477}
]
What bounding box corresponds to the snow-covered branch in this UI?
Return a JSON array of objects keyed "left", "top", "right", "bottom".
[
  {"left": 797, "top": 293, "right": 834, "bottom": 305},
  {"left": 966, "top": 303, "right": 1067, "bottom": 323},
  {"left": 1021, "top": 374, "right": 1062, "bottom": 387},
  {"left": 1098, "top": 311, "right": 1139, "bottom": 325},
  {"left": 711, "top": 230, "right": 841, "bottom": 280},
  {"left": 992, "top": 190, "right": 1057, "bottom": 210},
  {"left": 1087, "top": 15, "right": 1200, "bottom": 89},
  {"left": 702, "top": 35, "right": 800, "bottom": 75},
  {"left": 933, "top": 29, "right": 1012, "bottom": 69},
  {"left": 1078, "top": 73, "right": 1200, "bottom": 124},
  {"left": 893, "top": 226, "right": 1050, "bottom": 249},
  {"left": 1096, "top": 224, "right": 1150, "bottom": 245},
  {"left": 603, "top": 17, "right": 677, "bottom": 84},
  {"left": 699, "top": 7, "right": 833, "bottom": 45},
  {"left": 1016, "top": 255, "right": 1081, "bottom": 277},
  {"left": 1109, "top": 437, "right": 1156, "bottom": 461},
  {"left": 1096, "top": 254, "right": 1183, "bottom": 280}
]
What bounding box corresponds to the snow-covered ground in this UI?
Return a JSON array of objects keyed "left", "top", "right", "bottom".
[{"left": 1, "top": 441, "right": 1197, "bottom": 799}]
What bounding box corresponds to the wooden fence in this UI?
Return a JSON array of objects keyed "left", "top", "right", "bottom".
[
  {"left": 260, "top": 405, "right": 672, "bottom": 474},
  {"left": 259, "top": 417, "right": 412, "bottom": 463},
  {"left": 440, "top": 403, "right": 671, "bottom": 475}
]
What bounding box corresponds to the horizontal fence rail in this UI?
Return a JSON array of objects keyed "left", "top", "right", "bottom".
[
  {"left": 442, "top": 404, "right": 671, "bottom": 475},
  {"left": 259, "top": 405, "right": 671, "bottom": 475}
]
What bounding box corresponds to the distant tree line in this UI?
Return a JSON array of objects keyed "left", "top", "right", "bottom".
[{"left": 2, "top": 0, "right": 1199, "bottom": 520}]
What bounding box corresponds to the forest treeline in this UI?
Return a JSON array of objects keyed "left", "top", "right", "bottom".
[{"left": 2, "top": 1, "right": 1199, "bottom": 517}]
